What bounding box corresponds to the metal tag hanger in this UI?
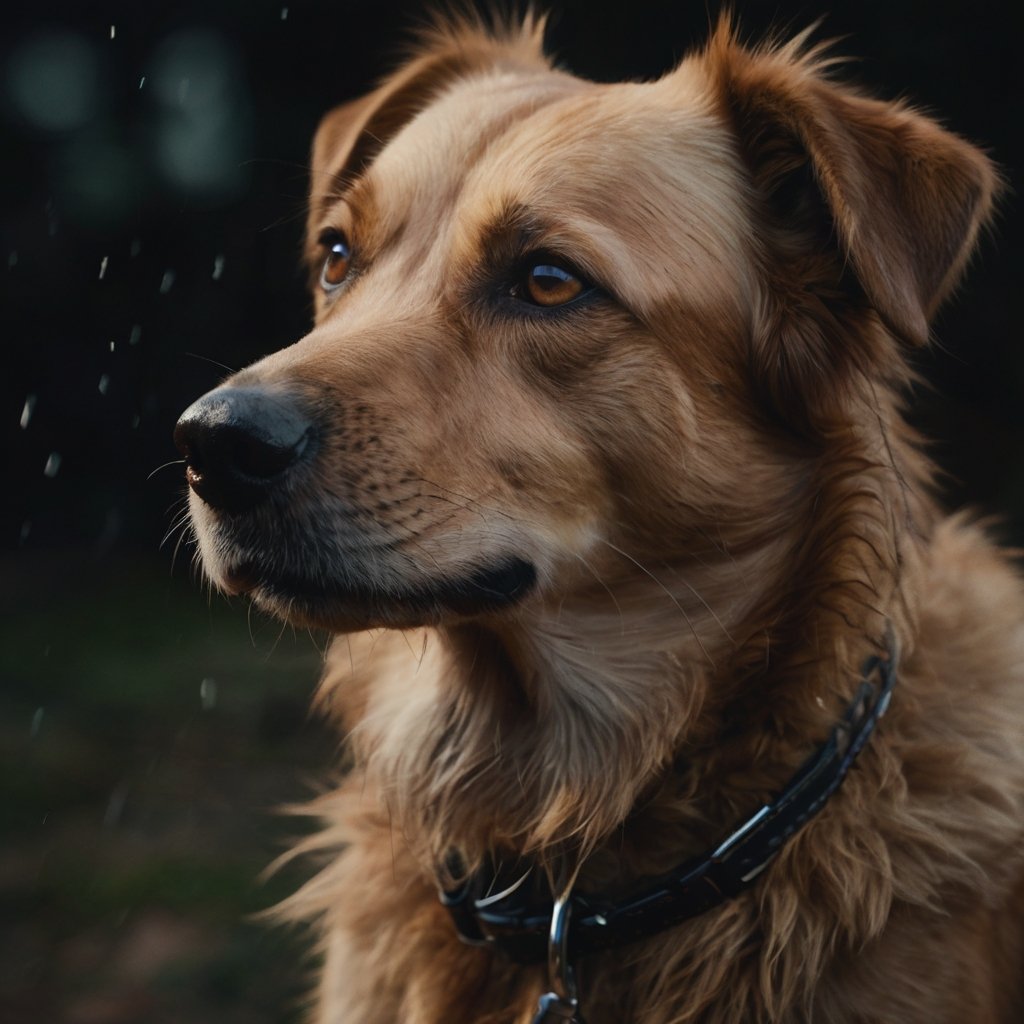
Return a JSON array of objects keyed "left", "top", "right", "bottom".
[{"left": 531, "top": 888, "right": 586, "bottom": 1024}]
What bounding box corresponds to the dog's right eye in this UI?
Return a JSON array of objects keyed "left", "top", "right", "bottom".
[
  {"left": 521, "top": 262, "right": 586, "bottom": 307},
  {"left": 319, "top": 231, "right": 352, "bottom": 291}
]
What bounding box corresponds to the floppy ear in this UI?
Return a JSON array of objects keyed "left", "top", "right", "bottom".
[
  {"left": 710, "top": 24, "right": 998, "bottom": 347},
  {"left": 307, "top": 18, "right": 549, "bottom": 239}
]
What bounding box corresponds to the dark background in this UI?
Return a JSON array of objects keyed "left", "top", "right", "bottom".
[{"left": 2, "top": 2, "right": 1021, "bottom": 1021}]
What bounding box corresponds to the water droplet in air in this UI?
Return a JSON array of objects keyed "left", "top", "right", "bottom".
[
  {"left": 130, "top": 238, "right": 141, "bottom": 257},
  {"left": 98, "top": 373, "right": 110, "bottom": 395},
  {"left": 139, "top": 75, "right": 146, "bottom": 90},
  {"left": 20, "top": 394, "right": 36, "bottom": 429},
  {"left": 160, "top": 269, "right": 175, "bottom": 294},
  {"left": 129, "top": 324, "right": 142, "bottom": 345},
  {"left": 212, "top": 254, "right": 225, "bottom": 280},
  {"left": 8, "top": 251, "right": 17, "bottom": 269},
  {"left": 200, "top": 677, "right": 218, "bottom": 710},
  {"left": 281, "top": 7, "right": 289, "bottom": 20},
  {"left": 98, "top": 255, "right": 108, "bottom": 279},
  {"left": 110, "top": 25, "right": 116, "bottom": 41},
  {"left": 30, "top": 707, "right": 44, "bottom": 738},
  {"left": 43, "top": 452, "right": 61, "bottom": 477},
  {"left": 131, "top": 414, "right": 140, "bottom": 429},
  {"left": 104, "top": 785, "right": 128, "bottom": 827},
  {"left": 19, "top": 520, "right": 32, "bottom": 544}
]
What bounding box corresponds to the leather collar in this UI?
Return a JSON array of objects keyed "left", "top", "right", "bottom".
[{"left": 440, "top": 641, "right": 897, "bottom": 964}]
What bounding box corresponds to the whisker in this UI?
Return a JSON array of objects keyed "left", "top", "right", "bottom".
[
  {"left": 660, "top": 565, "right": 736, "bottom": 646},
  {"left": 597, "top": 539, "right": 715, "bottom": 667},
  {"left": 247, "top": 601, "right": 257, "bottom": 648},
  {"left": 572, "top": 552, "right": 624, "bottom": 634},
  {"left": 148, "top": 458, "right": 186, "bottom": 481},
  {"left": 307, "top": 628, "right": 327, "bottom": 659},
  {"left": 267, "top": 614, "right": 291, "bottom": 659},
  {"left": 184, "top": 351, "right": 237, "bottom": 374},
  {"left": 170, "top": 521, "right": 195, "bottom": 576},
  {"left": 160, "top": 510, "right": 191, "bottom": 551}
]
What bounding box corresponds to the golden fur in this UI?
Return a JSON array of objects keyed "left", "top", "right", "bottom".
[{"left": 182, "top": 14, "right": 1024, "bottom": 1023}]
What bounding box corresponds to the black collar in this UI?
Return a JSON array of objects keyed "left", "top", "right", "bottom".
[{"left": 440, "top": 642, "right": 897, "bottom": 965}]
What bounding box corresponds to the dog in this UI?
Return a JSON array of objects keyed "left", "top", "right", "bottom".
[{"left": 174, "top": 14, "right": 1024, "bottom": 1023}]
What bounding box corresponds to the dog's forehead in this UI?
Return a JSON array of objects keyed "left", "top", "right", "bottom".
[
  {"left": 366, "top": 67, "right": 585, "bottom": 204},
  {"left": 364, "top": 61, "right": 751, "bottom": 310},
  {"left": 371, "top": 62, "right": 731, "bottom": 208}
]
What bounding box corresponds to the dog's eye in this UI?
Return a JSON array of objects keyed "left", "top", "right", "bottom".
[
  {"left": 319, "top": 232, "right": 352, "bottom": 291},
  {"left": 523, "top": 263, "right": 585, "bottom": 307}
]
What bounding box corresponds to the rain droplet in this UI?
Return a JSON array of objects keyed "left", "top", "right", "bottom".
[
  {"left": 131, "top": 414, "right": 140, "bottom": 429},
  {"left": 8, "top": 251, "right": 17, "bottom": 269},
  {"left": 281, "top": 7, "right": 289, "bottom": 20},
  {"left": 200, "top": 677, "right": 218, "bottom": 710},
  {"left": 109, "top": 340, "right": 115, "bottom": 352},
  {"left": 139, "top": 75, "right": 146, "bottom": 90},
  {"left": 20, "top": 394, "right": 36, "bottom": 429},
  {"left": 110, "top": 25, "right": 116, "bottom": 41},
  {"left": 43, "top": 452, "right": 61, "bottom": 477},
  {"left": 104, "top": 784, "right": 127, "bottom": 827},
  {"left": 130, "top": 237, "right": 141, "bottom": 257},
  {"left": 159, "top": 269, "right": 175, "bottom": 294},
  {"left": 98, "top": 373, "right": 110, "bottom": 395},
  {"left": 19, "top": 520, "right": 32, "bottom": 544},
  {"left": 129, "top": 324, "right": 142, "bottom": 345},
  {"left": 30, "top": 707, "right": 44, "bottom": 738},
  {"left": 212, "top": 253, "right": 225, "bottom": 280},
  {"left": 98, "top": 255, "right": 108, "bottom": 279}
]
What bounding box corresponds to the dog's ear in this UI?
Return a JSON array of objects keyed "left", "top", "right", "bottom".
[
  {"left": 307, "top": 18, "right": 549, "bottom": 234},
  {"left": 707, "top": 22, "right": 998, "bottom": 348}
]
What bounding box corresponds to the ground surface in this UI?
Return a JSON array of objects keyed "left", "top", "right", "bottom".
[{"left": 0, "top": 551, "right": 335, "bottom": 1023}]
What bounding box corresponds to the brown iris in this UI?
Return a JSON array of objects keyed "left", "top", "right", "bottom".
[
  {"left": 525, "top": 262, "right": 585, "bottom": 307},
  {"left": 320, "top": 233, "right": 352, "bottom": 290}
]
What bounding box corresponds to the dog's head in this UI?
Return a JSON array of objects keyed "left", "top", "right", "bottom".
[{"left": 175, "top": 17, "right": 996, "bottom": 638}]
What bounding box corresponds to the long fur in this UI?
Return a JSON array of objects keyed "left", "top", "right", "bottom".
[{"left": 183, "top": 15, "right": 1024, "bottom": 1023}]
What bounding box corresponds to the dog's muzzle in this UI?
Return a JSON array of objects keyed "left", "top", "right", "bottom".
[{"left": 174, "top": 386, "right": 315, "bottom": 514}]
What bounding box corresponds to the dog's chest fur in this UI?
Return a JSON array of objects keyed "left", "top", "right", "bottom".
[{"left": 294, "top": 519, "right": 1024, "bottom": 1023}]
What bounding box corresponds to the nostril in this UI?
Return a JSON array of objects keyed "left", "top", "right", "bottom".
[
  {"left": 173, "top": 386, "right": 315, "bottom": 513},
  {"left": 229, "top": 426, "right": 311, "bottom": 480},
  {"left": 172, "top": 421, "right": 201, "bottom": 470}
]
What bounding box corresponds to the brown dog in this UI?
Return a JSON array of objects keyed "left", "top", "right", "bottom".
[{"left": 174, "top": 15, "right": 1024, "bottom": 1023}]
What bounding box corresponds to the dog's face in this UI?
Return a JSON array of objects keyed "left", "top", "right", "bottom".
[{"left": 175, "top": 21, "right": 994, "bottom": 636}]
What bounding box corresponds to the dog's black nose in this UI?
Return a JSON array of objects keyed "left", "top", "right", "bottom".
[{"left": 174, "top": 387, "right": 313, "bottom": 513}]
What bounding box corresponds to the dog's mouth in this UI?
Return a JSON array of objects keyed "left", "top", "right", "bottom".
[{"left": 224, "top": 555, "right": 538, "bottom": 629}]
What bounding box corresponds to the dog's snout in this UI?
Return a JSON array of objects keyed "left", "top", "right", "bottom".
[{"left": 174, "top": 387, "right": 314, "bottom": 513}]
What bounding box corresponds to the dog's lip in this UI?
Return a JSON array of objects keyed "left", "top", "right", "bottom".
[
  {"left": 223, "top": 563, "right": 262, "bottom": 596},
  {"left": 224, "top": 557, "right": 538, "bottom": 622}
]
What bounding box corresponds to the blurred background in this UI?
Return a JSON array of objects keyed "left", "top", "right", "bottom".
[{"left": 1, "top": 1, "right": 1021, "bottom": 1021}]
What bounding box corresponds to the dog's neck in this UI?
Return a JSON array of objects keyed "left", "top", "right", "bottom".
[{"left": 338, "top": 412, "right": 929, "bottom": 893}]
